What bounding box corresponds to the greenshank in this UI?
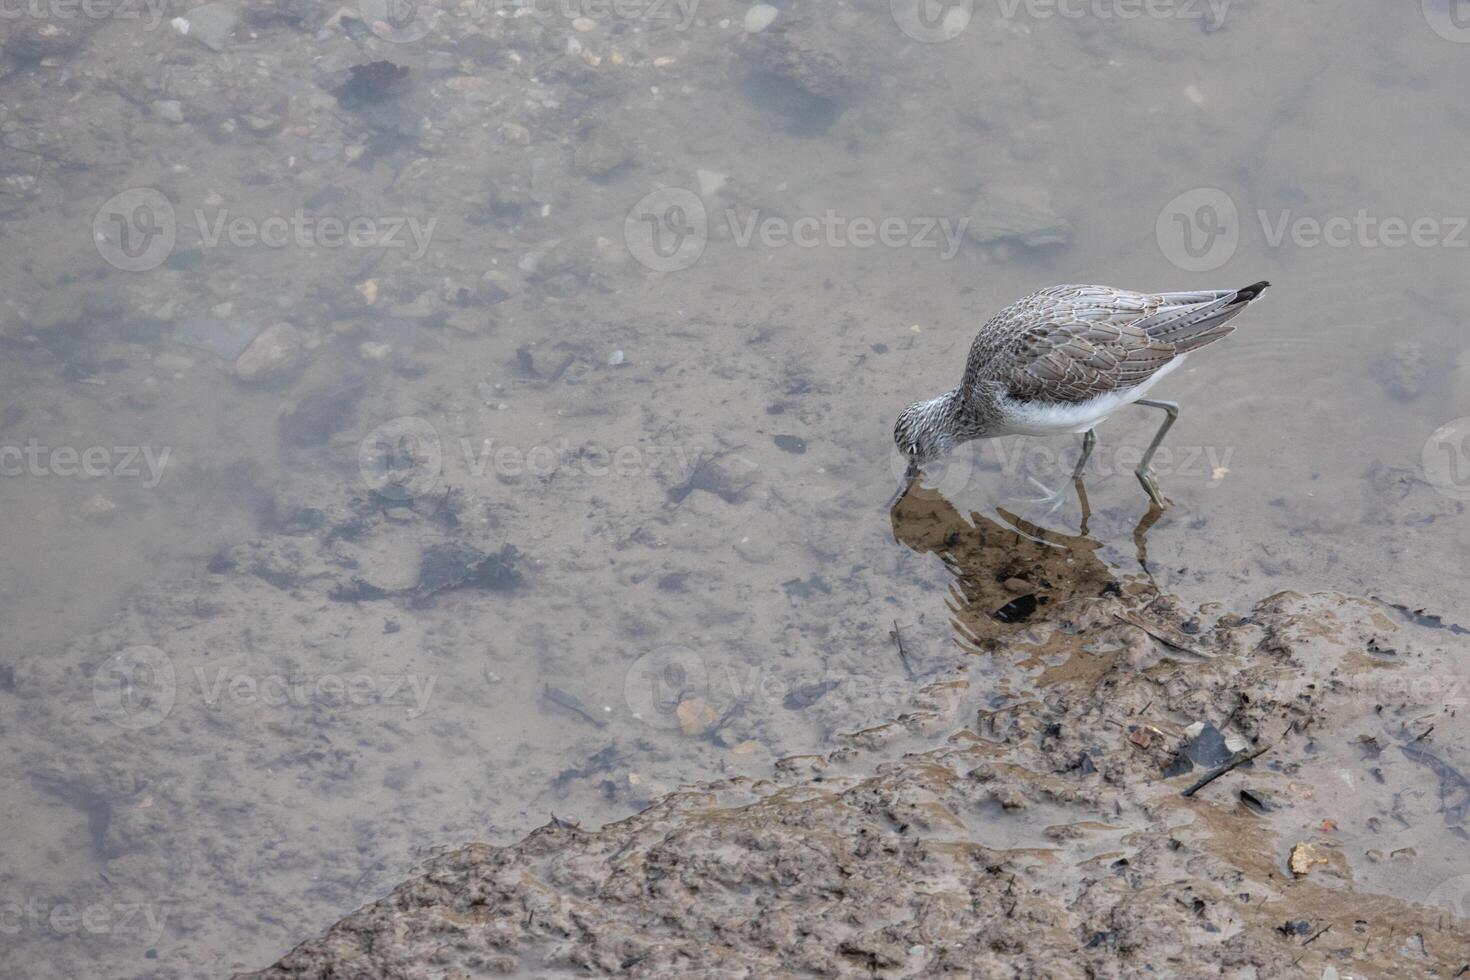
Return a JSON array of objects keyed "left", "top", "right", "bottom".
[{"left": 892, "top": 281, "right": 1270, "bottom": 509}]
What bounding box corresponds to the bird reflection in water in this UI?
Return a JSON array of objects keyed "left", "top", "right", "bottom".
[{"left": 888, "top": 482, "right": 1166, "bottom": 653}]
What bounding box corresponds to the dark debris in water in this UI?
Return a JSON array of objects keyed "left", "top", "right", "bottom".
[
  {"left": 280, "top": 379, "right": 367, "bottom": 448},
  {"left": 784, "top": 679, "right": 840, "bottom": 710},
  {"left": 334, "top": 61, "right": 410, "bottom": 109},
  {"left": 1162, "top": 724, "right": 1235, "bottom": 778},
  {"left": 773, "top": 435, "right": 806, "bottom": 454},
  {"left": 992, "top": 594, "right": 1038, "bottom": 624},
  {"left": 414, "top": 543, "right": 521, "bottom": 599},
  {"left": 543, "top": 686, "right": 608, "bottom": 730},
  {"left": 1374, "top": 597, "right": 1470, "bottom": 636},
  {"left": 782, "top": 576, "right": 830, "bottom": 599}
]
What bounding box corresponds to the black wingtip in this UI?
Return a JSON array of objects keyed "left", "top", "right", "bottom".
[{"left": 1235, "top": 280, "right": 1270, "bottom": 302}]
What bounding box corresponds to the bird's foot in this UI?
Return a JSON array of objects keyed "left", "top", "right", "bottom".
[
  {"left": 1135, "top": 467, "right": 1172, "bottom": 510},
  {"left": 1025, "top": 476, "right": 1070, "bottom": 516}
]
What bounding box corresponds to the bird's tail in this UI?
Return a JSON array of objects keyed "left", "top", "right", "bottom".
[{"left": 1137, "top": 280, "right": 1270, "bottom": 352}]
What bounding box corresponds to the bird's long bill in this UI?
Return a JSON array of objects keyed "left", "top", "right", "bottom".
[{"left": 886, "top": 464, "right": 919, "bottom": 510}]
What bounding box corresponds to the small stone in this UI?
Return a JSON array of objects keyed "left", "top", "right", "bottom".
[
  {"left": 571, "top": 16, "right": 595, "bottom": 31},
  {"left": 359, "top": 341, "right": 392, "bottom": 360},
  {"left": 235, "top": 322, "right": 303, "bottom": 382},
  {"left": 1289, "top": 841, "right": 1330, "bottom": 877},
  {"left": 696, "top": 169, "right": 728, "bottom": 197},
  {"left": 153, "top": 352, "right": 195, "bottom": 373},
  {"left": 731, "top": 740, "right": 760, "bottom": 755},
  {"left": 1375, "top": 342, "right": 1430, "bottom": 403},
  {"left": 744, "top": 4, "right": 778, "bottom": 33},
  {"left": 608, "top": 350, "right": 624, "bottom": 366},
  {"left": 82, "top": 494, "right": 117, "bottom": 518},
  {"left": 573, "top": 131, "right": 633, "bottom": 178},
  {"left": 186, "top": 3, "right": 238, "bottom": 52},
  {"left": 153, "top": 100, "right": 185, "bottom": 124},
  {"left": 447, "top": 312, "right": 487, "bottom": 335},
  {"left": 967, "top": 184, "right": 1072, "bottom": 250},
  {"left": 676, "top": 699, "right": 719, "bottom": 736},
  {"left": 356, "top": 279, "right": 379, "bottom": 305},
  {"left": 735, "top": 534, "right": 775, "bottom": 564}
]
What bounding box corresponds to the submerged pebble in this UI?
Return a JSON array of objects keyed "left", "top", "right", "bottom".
[{"left": 745, "top": 4, "right": 778, "bottom": 33}]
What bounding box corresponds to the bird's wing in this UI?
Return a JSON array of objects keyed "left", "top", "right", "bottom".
[{"left": 972, "top": 284, "right": 1259, "bottom": 404}]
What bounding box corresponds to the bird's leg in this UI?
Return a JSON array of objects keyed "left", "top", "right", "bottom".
[
  {"left": 1071, "top": 428, "right": 1096, "bottom": 483},
  {"left": 1133, "top": 399, "right": 1179, "bottom": 509},
  {"left": 1028, "top": 430, "right": 1097, "bottom": 515}
]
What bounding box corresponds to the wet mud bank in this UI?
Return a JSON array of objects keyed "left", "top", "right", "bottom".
[{"left": 240, "top": 489, "right": 1470, "bottom": 978}]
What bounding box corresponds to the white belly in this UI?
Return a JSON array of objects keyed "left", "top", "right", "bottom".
[{"left": 993, "top": 356, "right": 1184, "bottom": 436}]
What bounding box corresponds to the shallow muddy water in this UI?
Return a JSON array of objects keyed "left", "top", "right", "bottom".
[{"left": 1, "top": 1, "right": 1468, "bottom": 976}]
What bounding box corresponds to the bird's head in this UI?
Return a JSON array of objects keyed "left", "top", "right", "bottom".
[{"left": 893, "top": 394, "right": 958, "bottom": 470}]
